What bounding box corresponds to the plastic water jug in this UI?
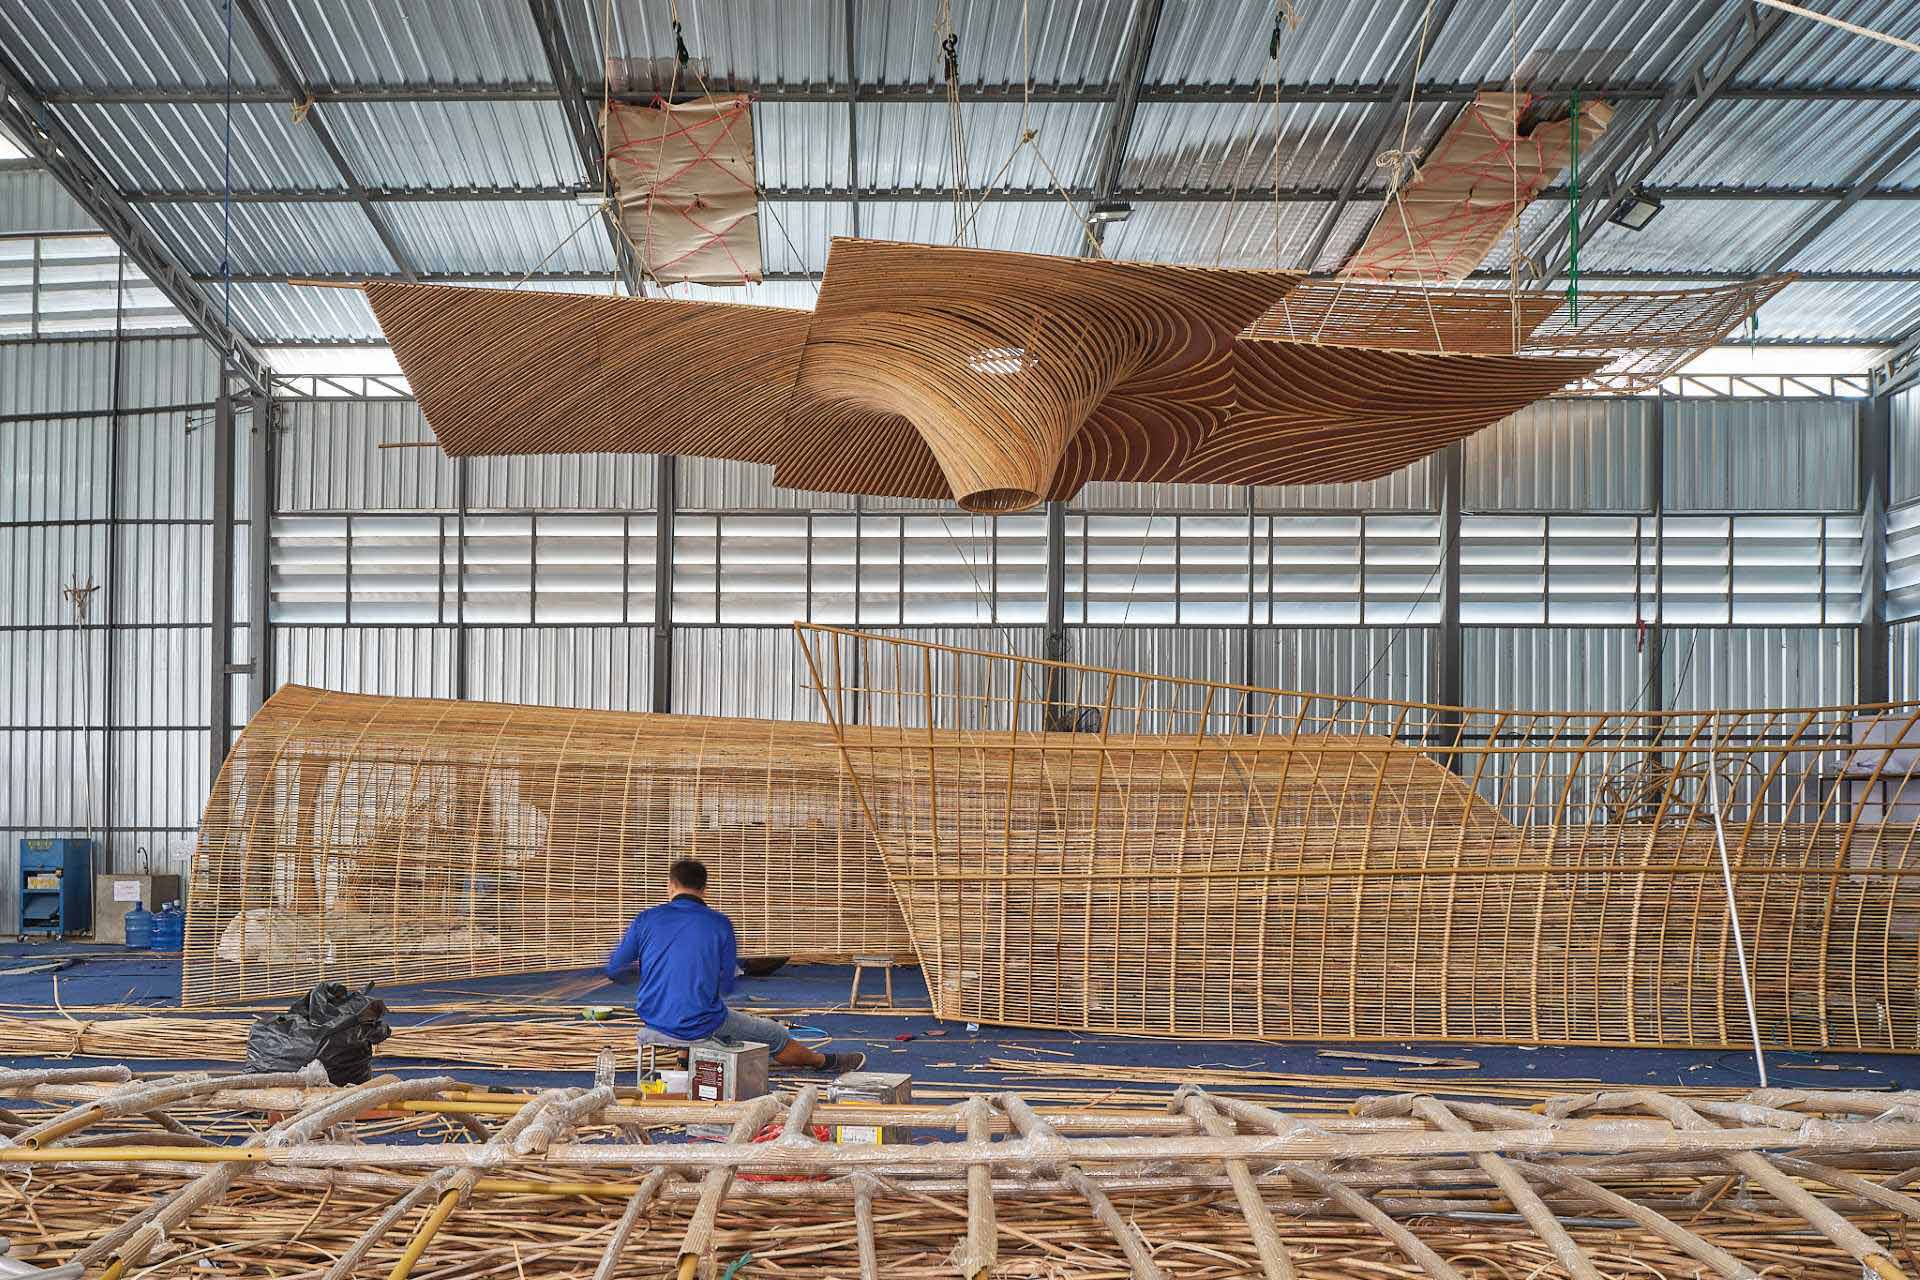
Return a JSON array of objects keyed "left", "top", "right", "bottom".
[
  {"left": 124, "top": 902, "right": 154, "bottom": 950},
  {"left": 152, "top": 902, "right": 185, "bottom": 953}
]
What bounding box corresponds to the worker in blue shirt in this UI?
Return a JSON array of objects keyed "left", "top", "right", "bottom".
[{"left": 606, "top": 858, "right": 865, "bottom": 1073}]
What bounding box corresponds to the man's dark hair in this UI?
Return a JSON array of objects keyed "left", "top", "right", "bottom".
[{"left": 669, "top": 858, "right": 708, "bottom": 892}]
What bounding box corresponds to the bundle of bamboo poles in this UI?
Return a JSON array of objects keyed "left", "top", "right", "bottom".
[{"left": 9, "top": 1066, "right": 1920, "bottom": 1280}]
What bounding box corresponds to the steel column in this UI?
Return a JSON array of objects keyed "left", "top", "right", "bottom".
[
  {"left": 1431, "top": 443, "right": 1463, "bottom": 767},
  {"left": 1644, "top": 398, "right": 1666, "bottom": 715},
  {"left": 1861, "top": 395, "right": 1891, "bottom": 704},
  {"left": 247, "top": 392, "right": 275, "bottom": 712},
  {"left": 1042, "top": 499, "right": 1068, "bottom": 725},
  {"left": 208, "top": 383, "right": 237, "bottom": 778},
  {"left": 653, "top": 454, "right": 677, "bottom": 713}
]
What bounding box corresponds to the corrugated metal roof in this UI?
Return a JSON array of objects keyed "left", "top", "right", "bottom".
[
  {"left": 860, "top": 100, "right": 1105, "bottom": 191},
  {"left": 380, "top": 198, "right": 614, "bottom": 273},
  {"left": 220, "top": 280, "right": 382, "bottom": 342},
  {"left": 1148, "top": 0, "right": 1424, "bottom": 89},
  {"left": 861, "top": 0, "right": 1135, "bottom": 90},
  {"left": 1099, "top": 198, "right": 1330, "bottom": 267},
  {"left": 1577, "top": 197, "right": 1827, "bottom": 274},
  {"left": 755, "top": 101, "right": 851, "bottom": 190},
  {"left": 255, "top": 0, "right": 551, "bottom": 86},
  {"left": 1756, "top": 280, "right": 1920, "bottom": 342},
  {"left": 760, "top": 199, "right": 851, "bottom": 273},
  {"left": 140, "top": 199, "right": 400, "bottom": 274},
  {"left": 569, "top": 0, "right": 842, "bottom": 95},
  {"left": 1421, "top": 0, "right": 1712, "bottom": 87},
  {"left": 1793, "top": 200, "right": 1920, "bottom": 273},
  {"left": 1123, "top": 100, "right": 1386, "bottom": 192},
  {"left": 860, "top": 196, "right": 1082, "bottom": 256},
  {"left": 56, "top": 102, "right": 343, "bottom": 192},
  {"left": 1648, "top": 99, "right": 1920, "bottom": 189},
  {"left": 322, "top": 101, "right": 588, "bottom": 188},
  {"left": 1736, "top": 0, "right": 1920, "bottom": 90},
  {"left": 0, "top": 0, "right": 274, "bottom": 90}
]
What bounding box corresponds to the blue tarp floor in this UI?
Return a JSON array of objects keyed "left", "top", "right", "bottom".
[{"left": 4, "top": 938, "right": 1916, "bottom": 1102}]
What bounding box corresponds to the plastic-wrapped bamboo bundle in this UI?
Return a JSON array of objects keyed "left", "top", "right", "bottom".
[
  {"left": 185, "top": 686, "right": 911, "bottom": 1006},
  {"left": 796, "top": 624, "right": 1920, "bottom": 1051}
]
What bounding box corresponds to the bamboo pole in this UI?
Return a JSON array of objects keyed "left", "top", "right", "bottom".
[
  {"left": 676, "top": 1093, "right": 783, "bottom": 1280},
  {"left": 1000, "top": 1094, "right": 1164, "bottom": 1280},
  {"left": 1174, "top": 1087, "right": 1294, "bottom": 1280},
  {"left": 956, "top": 1097, "right": 998, "bottom": 1280}
]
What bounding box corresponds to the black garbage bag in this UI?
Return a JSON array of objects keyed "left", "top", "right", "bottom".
[{"left": 245, "top": 981, "right": 391, "bottom": 1084}]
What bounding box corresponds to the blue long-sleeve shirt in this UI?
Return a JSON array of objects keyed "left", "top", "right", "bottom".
[{"left": 605, "top": 894, "right": 738, "bottom": 1040}]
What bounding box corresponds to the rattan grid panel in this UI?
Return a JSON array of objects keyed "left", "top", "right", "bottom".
[
  {"left": 182, "top": 686, "right": 910, "bottom": 1006},
  {"left": 795, "top": 625, "right": 1920, "bottom": 1051}
]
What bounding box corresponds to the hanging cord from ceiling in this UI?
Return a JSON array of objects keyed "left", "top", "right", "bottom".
[
  {"left": 944, "top": 2, "right": 1105, "bottom": 255},
  {"left": 935, "top": 1, "right": 973, "bottom": 245},
  {"left": 669, "top": 6, "right": 816, "bottom": 298},
  {"left": 1506, "top": 0, "right": 1521, "bottom": 352},
  {"left": 1310, "top": 0, "right": 1447, "bottom": 352}
]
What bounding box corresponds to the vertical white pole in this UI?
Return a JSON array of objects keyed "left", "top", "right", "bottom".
[{"left": 1707, "top": 755, "right": 1768, "bottom": 1087}]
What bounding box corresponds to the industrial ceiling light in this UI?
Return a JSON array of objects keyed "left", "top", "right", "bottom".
[
  {"left": 1607, "top": 186, "right": 1664, "bottom": 231},
  {"left": 1089, "top": 200, "right": 1133, "bottom": 225}
]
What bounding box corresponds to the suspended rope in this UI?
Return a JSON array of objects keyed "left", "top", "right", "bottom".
[
  {"left": 1312, "top": 0, "right": 1447, "bottom": 351},
  {"left": 1506, "top": 0, "right": 1521, "bottom": 352},
  {"left": 1566, "top": 90, "right": 1581, "bottom": 325}
]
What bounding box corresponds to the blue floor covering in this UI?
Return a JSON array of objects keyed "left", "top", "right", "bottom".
[{"left": 4, "top": 937, "right": 1915, "bottom": 1102}]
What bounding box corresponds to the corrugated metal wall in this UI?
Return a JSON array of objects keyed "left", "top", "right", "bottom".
[
  {"left": 1666, "top": 399, "right": 1859, "bottom": 512},
  {"left": 1, "top": 335, "right": 225, "bottom": 930},
  {"left": 1895, "top": 385, "right": 1920, "bottom": 508}
]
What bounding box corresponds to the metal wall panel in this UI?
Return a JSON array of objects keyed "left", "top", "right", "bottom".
[
  {"left": 1894, "top": 386, "right": 1920, "bottom": 509},
  {"left": 1893, "top": 621, "right": 1920, "bottom": 703},
  {"left": 274, "top": 626, "right": 458, "bottom": 698},
  {"left": 1249, "top": 626, "right": 1433, "bottom": 705},
  {"left": 1069, "top": 625, "right": 1242, "bottom": 686},
  {"left": 1252, "top": 457, "right": 1435, "bottom": 512},
  {"left": 466, "top": 452, "right": 655, "bottom": 511},
  {"left": 1464, "top": 400, "right": 1652, "bottom": 513},
  {"left": 1663, "top": 626, "right": 1857, "bottom": 712},
  {"left": 677, "top": 457, "right": 854, "bottom": 512},
  {"left": 464, "top": 626, "right": 654, "bottom": 710},
  {"left": 1072, "top": 482, "right": 1248, "bottom": 513},
  {"left": 1463, "top": 626, "right": 1647, "bottom": 713},
  {"left": 278, "top": 400, "right": 456, "bottom": 512},
  {"left": 673, "top": 625, "right": 825, "bottom": 722},
  {"left": 1890, "top": 502, "right": 1920, "bottom": 623},
  {"left": 2, "top": 416, "right": 107, "bottom": 520},
  {"left": 0, "top": 337, "right": 218, "bottom": 418},
  {"left": 0, "top": 167, "right": 95, "bottom": 234},
  {"left": 1666, "top": 400, "right": 1859, "bottom": 513}
]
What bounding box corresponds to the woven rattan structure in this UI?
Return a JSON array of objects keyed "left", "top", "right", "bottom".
[
  {"left": 364, "top": 238, "right": 1625, "bottom": 511},
  {"left": 796, "top": 626, "right": 1920, "bottom": 1052},
  {"left": 11, "top": 1069, "right": 1920, "bottom": 1280},
  {"left": 182, "top": 685, "right": 908, "bottom": 1006}
]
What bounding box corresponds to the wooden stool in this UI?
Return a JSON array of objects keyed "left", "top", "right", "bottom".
[{"left": 849, "top": 955, "right": 895, "bottom": 1009}]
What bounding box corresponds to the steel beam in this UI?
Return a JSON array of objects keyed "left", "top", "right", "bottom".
[
  {"left": 0, "top": 54, "right": 271, "bottom": 392},
  {"left": 1430, "top": 442, "right": 1463, "bottom": 770},
  {"left": 1081, "top": 0, "right": 1166, "bottom": 256},
  {"left": 230, "top": 0, "right": 421, "bottom": 284},
  {"left": 197, "top": 267, "right": 1920, "bottom": 285},
  {"left": 1524, "top": 2, "right": 1788, "bottom": 287},
  {"left": 115, "top": 180, "right": 1920, "bottom": 206},
  {"left": 652, "top": 454, "right": 677, "bottom": 714},
  {"left": 41, "top": 81, "right": 1920, "bottom": 108},
  {"left": 1297, "top": 0, "right": 1465, "bottom": 271},
  {"left": 1763, "top": 116, "right": 1920, "bottom": 274},
  {"left": 524, "top": 0, "right": 636, "bottom": 294}
]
